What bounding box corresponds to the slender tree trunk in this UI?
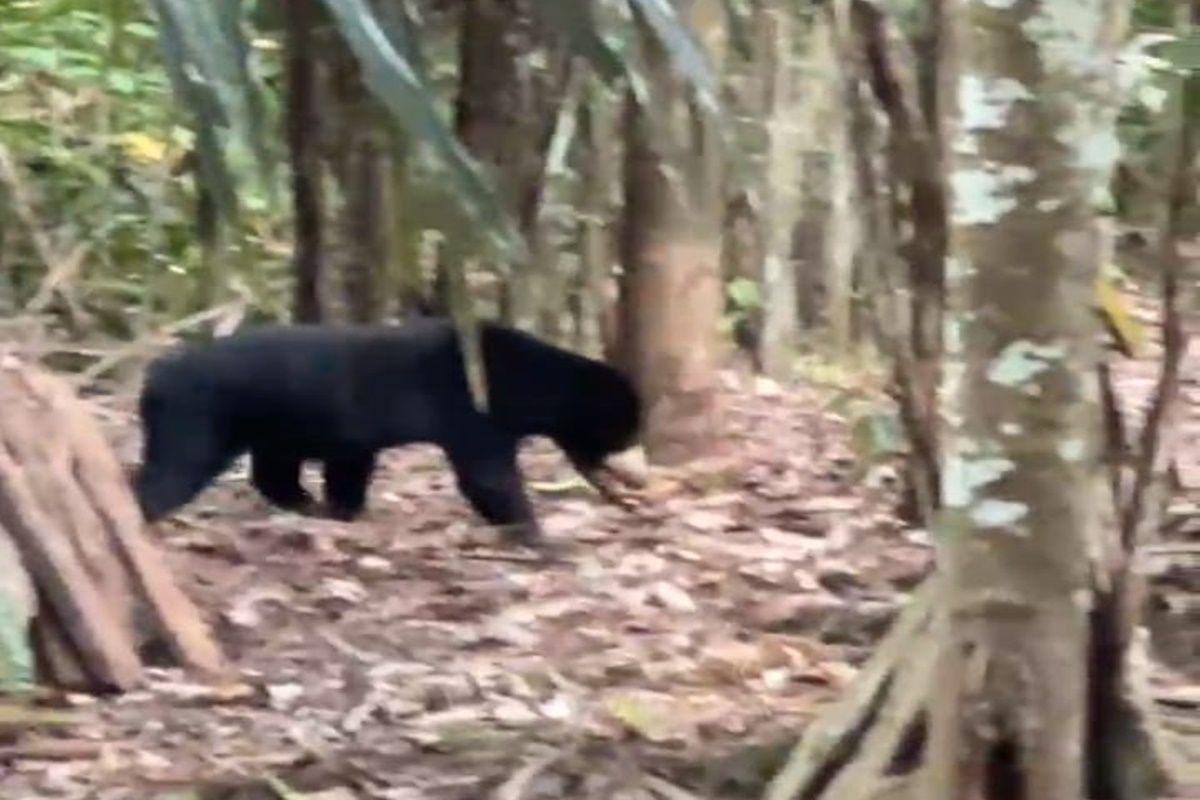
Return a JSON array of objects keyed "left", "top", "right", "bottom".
[
  {"left": 454, "top": 0, "right": 565, "bottom": 332},
  {"left": 384, "top": 135, "right": 427, "bottom": 318},
  {"left": 618, "top": 1, "right": 726, "bottom": 465},
  {"left": 823, "top": 8, "right": 861, "bottom": 353},
  {"left": 791, "top": 21, "right": 838, "bottom": 332},
  {"left": 756, "top": 2, "right": 802, "bottom": 378},
  {"left": 285, "top": 0, "right": 324, "bottom": 323},
  {"left": 925, "top": 1, "right": 1128, "bottom": 796},
  {"left": 317, "top": 36, "right": 388, "bottom": 325},
  {"left": 575, "top": 78, "right": 620, "bottom": 358},
  {"left": 338, "top": 126, "right": 386, "bottom": 323}
]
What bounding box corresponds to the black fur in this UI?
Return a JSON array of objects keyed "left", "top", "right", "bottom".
[{"left": 134, "top": 319, "right": 641, "bottom": 542}]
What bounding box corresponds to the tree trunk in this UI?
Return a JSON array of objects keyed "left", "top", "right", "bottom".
[
  {"left": 320, "top": 35, "right": 387, "bottom": 325},
  {"left": 575, "top": 77, "right": 620, "bottom": 359},
  {"left": 454, "top": 0, "right": 565, "bottom": 332},
  {"left": 285, "top": 0, "right": 324, "bottom": 324},
  {"left": 823, "top": 8, "right": 861, "bottom": 353},
  {"left": 384, "top": 135, "right": 428, "bottom": 318},
  {"left": 617, "top": 1, "right": 726, "bottom": 466},
  {"left": 339, "top": 125, "right": 387, "bottom": 323},
  {"left": 755, "top": 2, "right": 802, "bottom": 378},
  {"left": 925, "top": 1, "right": 1128, "bottom": 796}
]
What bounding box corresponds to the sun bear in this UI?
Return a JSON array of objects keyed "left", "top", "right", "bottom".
[{"left": 133, "top": 319, "right": 641, "bottom": 543}]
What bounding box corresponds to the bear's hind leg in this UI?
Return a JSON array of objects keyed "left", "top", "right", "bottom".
[{"left": 322, "top": 450, "right": 377, "bottom": 521}]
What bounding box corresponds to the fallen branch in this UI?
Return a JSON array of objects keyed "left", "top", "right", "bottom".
[
  {"left": 765, "top": 578, "right": 936, "bottom": 800},
  {"left": 0, "top": 358, "right": 228, "bottom": 691}
]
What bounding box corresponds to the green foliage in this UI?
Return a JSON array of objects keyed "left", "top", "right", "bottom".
[
  {"left": 1132, "top": 0, "right": 1177, "bottom": 29},
  {"left": 0, "top": 0, "right": 289, "bottom": 339},
  {"left": 0, "top": 0, "right": 726, "bottom": 355},
  {"left": 849, "top": 407, "right": 908, "bottom": 461},
  {"left": 1153, "top": 33, "right": 1200, "bottom": 71},
  {"left": 1113, "top": 10, "right": 1198, "bottom": 226},
  {"left": 0, "top": 534, "right": 33, "bottom": 691},
  {"left": 726, "top": 276, "right": 762, "bottom": 311},
  {"left": 719, "top": 277, "right": 761, "bottom": 335},
  {"left": 315, "top": 0, "right": 522, "bottom": 261},
  {"left": 0, "top": 590, "right": 33, "bottom": 691}
]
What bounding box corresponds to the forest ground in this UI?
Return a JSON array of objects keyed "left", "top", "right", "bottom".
[{"left": 1, "top": 328, "right": 1198, "bottom": 800}]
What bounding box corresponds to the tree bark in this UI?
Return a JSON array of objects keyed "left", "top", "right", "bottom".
[
  {"left": 575, "top": 77, "right": 620, "bottom": 359},
  {"left": 823, "top": 6, "right": 861, "bottom": 353},
  {"left": 285, "top": 0, "right": 325, "bottom": 324},
  {"left": 454, "top": 0, "right": 566, "bottom": 332},
  {"left": 0, "top": 360, "right": 226, "bottom": 691},
  {"left": 755, "top": 2, "right": 802, "bottom": 378},
  {"left": 925, "top": 1, "right": 1128, "bottom": 797},
  {"left": 617, "top": 0, "right": 726, "bottom": 465}
]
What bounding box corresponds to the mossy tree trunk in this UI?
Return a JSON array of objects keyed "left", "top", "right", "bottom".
[{"left": 925, "top": 0, "right": 1128, "bottom": 796}]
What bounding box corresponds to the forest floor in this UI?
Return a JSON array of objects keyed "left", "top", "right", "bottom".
[{"left": 2, "top": 332, "right": 1199, "bottom": 800}]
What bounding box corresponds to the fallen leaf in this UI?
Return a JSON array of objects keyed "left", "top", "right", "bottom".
[
  {"left": 650, "top": 581, "right": 697, "bottom": 613},
  {"left": 318, "top": 577, "right": 368, "bottom": 607},
  {"left": 602, "top": 691, "right": 692, "bottom": 744},
  {"left": 266, "top": 683, "right": 305, "bottom": 711}
]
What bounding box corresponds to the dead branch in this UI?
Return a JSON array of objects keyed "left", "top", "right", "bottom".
[
  {"left": 0, "top": 143, "right": 93, "bottom": 332},
  {"left": 0, "top": 358, "right": 227, "bottom": 691},
  {"left": 765, "top": 578, "right": 936, "bottom": 800}
]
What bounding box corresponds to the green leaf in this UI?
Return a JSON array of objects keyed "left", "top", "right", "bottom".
[
  {"left": 316, "top": 0, "right": 521, "bottom": 258},
  {"left": 727, "top": 276, "right": 761, "bottom": 309},
  {"left": 7, "top": 46, "right": 60, "bottom": 70},
  {"left": 264, "top": 775, "right": 307, "bottom": 800},
  {"left": 0, "top": 596, "right": 33, "bottom": 691},
  {"left": 0, "top": 534, "right": 34, "bottom": 692},
  {"left": 850, "top": 407, "right": 908, "bottom": 461},
  {"left": 1153, "top": 34, "right": 1200, "bottom": 71},
  {"left": 124, "top": 21, "right": 159, "bottom": 39},
  {"left": 107, "top": 70, "right": 139, "bottom": 95},
  {"left": 628, "top": 0, "right": 721, "bottom": 113}
]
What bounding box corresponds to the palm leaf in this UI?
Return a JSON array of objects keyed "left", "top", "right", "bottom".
[
  {"left": 149, "top": 0, "right": 239, "bottom": 233},
  {"left": 317, "top": 0, "right": 522, "bottom": 258},
  {"left": 628, "top": 0, "right": 721, "bottom": 112},
  {"left": 151, "top": 0, "right": 272, "bottom": 175}
]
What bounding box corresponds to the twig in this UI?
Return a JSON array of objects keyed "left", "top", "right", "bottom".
[
  {"left": 494, "top": 749, "right": 563, "bottom": 800},
  {"left": 73, "top": 300, "right": 247, "bottom": 386},
  {"left": 643, "top": 774, "right": 705, "bottom": 800},
  {"left": 0, "top": 739, "right": 110, "bottom": 762},
  {"left": 0, "top": 143, "right": 92, "bottom": 331}
]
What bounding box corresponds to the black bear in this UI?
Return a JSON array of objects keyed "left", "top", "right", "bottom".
[{"left": 134, "top": 319, "right": 641, "bottom": 543}]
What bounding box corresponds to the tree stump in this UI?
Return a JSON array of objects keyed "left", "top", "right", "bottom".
[{"left": 0, "top": 355, "right": 227, "bottom": 691}]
